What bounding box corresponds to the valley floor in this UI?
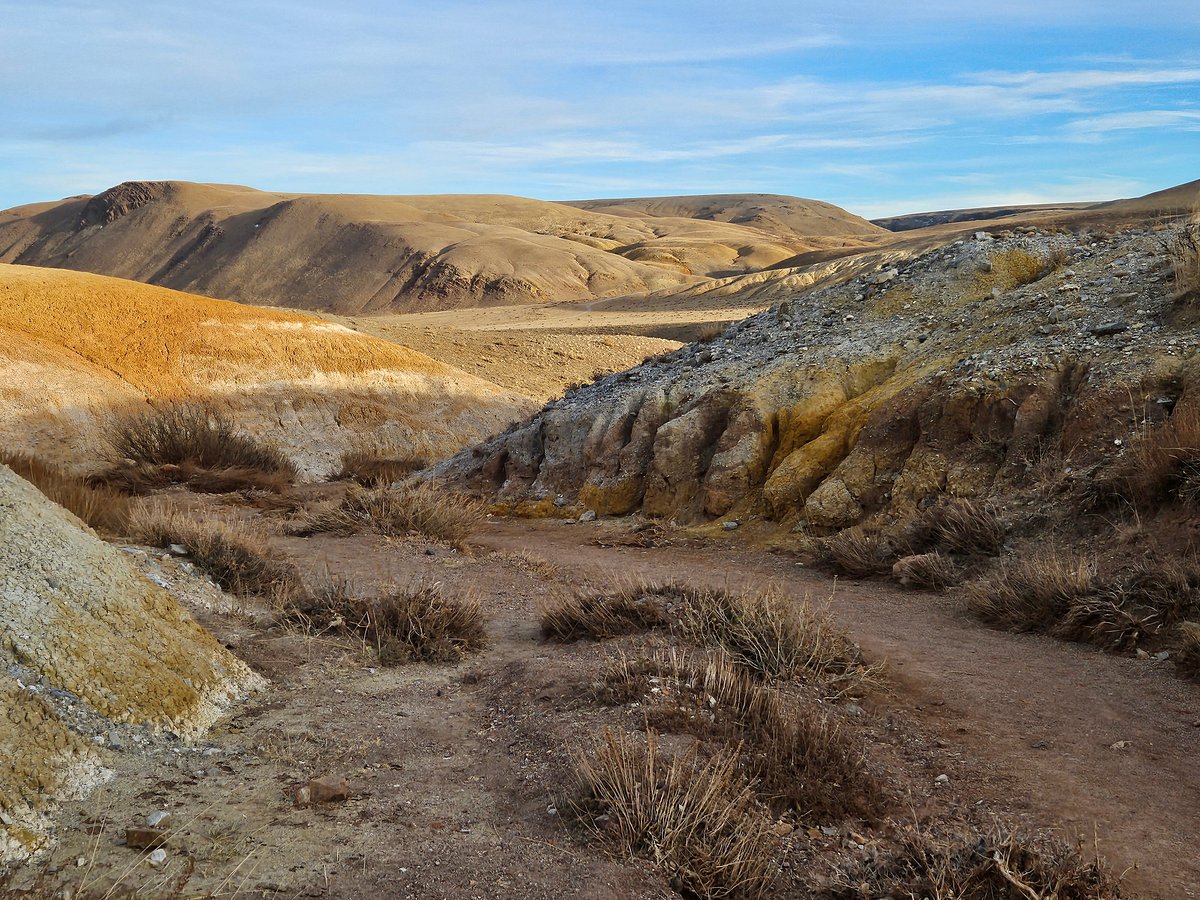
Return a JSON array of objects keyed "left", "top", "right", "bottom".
[{"left": 12, "top": 518, "right": 1198, "bottom": 898}]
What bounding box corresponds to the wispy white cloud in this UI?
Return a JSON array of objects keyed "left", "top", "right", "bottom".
[{"left": 1064, "top": 109, "right": 1200, "bottom": 137}]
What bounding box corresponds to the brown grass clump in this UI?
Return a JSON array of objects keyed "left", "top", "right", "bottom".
[
  {"left": 930, "top": 500, "right": 1006, "bottom": 555},
  {"left": 964, "top": 553, "right": 1096, "bottom": 632},
  {"left": 1175, "top": 621, "right": 1200, "bottom": 678},
  {"left": 571, "top": 729, "right": 776, "bottom": 899},
  {"left": 98, "top": 404, "right": 295, "bottom": 494},
  {"left": 0, "top": 451, "right": 131, "bottom": 534},
  {"left": 822, "top": 526, "right": 895, "bottom": 577},
  {"left": 546, "top": 582, "right": 880, "bottom": 696},
  {"left": 128, "top": 503, "right": 302, "bottom": 599},
  {"left": 823, "top": 821, "right": 1124, "bottom": 899},
  {"left": 1117, "top": 405, "right": 1200, "bottom": 508},
  {"left": 891, "top": 552, "right": 960, "bottom": 591},
  {"left": 293, "top": 579, "right": 486, "bottom": 664},
  {"left": 1167, "top": 221, "right": 1200, "bottom": 303},
  {"left": 336, "top": 437, "right": 431, "bottom": 486},
  {"left": 292, "top": 482, "right": 485, "bottom": 548},
  {"left": 600, "top": 650, "right": 883, "bottom": 821}
]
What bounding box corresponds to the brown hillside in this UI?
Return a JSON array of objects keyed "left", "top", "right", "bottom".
[
  {"left": 0, "top": 182, "right": 882, "bottom": 314},
  {"left": 0, "top": 264, "right": 531, "bottom": 475}
]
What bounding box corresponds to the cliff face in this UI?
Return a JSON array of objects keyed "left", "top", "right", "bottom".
[{"left": 438, "top": 226, "right": 1197, "bottom": 530}]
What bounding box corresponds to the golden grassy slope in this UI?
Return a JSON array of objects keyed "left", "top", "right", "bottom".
[{"left": 0, "top": 264, "right": 532, "bottom": 475}]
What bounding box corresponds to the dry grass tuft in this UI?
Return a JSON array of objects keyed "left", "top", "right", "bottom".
[
  {"left": 1116, "top": 405, "right": 1200, "bottom": 508},
  {"left": 891, "top": 552, "right": 960, "bottom": 591},
  {"left": 97, "top": 404, "right": 294, "bottom": 494},
  {"left": 823, "top": 821, "right": 1125, "bottom": 899},
  {"left": 930, "top": 500, "right": 1006, "bottom": 555},
  {"left": 1175, "top": 622, "right": 1200, "bottom": 679},
  {"left": 964, "top": 553, "right": 1096, "bottom": 633},
  {"left": 128, "top": 502, "right": 302, "bottom": 599},
  {"left": 0, "top": 451, "right": 131, "bottom": 534},
  {"left": 600, "top": 649, "right": 884, "bottom": 820},
  {"left": 292, "top": 482, "right": 486, "bottom": 548},
  {"left": 291, "top": 579, "right": 487, "bottom": 664},
  {"left": 1167, "top": 221, "right": 1200, "bottom": 303},
  {"left": 822, "top": 526, "right": 895, "bottom": 577},
  {"left": 336, "top": 437, "right": 432, "bottom": 486},
  {"left": 546, "top": 582, "right": 880, "bottom": 696},
  {"left": 571, "top": 729, "right": 776, "bottom": 899}
]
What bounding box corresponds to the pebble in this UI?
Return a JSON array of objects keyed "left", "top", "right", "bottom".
[
  {"left": 721, "top": 521, "right": 740, "bottom": 530},
  {"left": 147, "top": 849, "right": 167, "bottom": 868},
  {"left": 934, "top": 774, "right": 949, "bottom": 785}
]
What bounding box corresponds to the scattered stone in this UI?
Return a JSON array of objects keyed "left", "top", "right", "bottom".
[
  {"left": 1091, "top": 321, "right": 1129, "bottom": 336},
  {"left": 721, "top": 521, "right": 739, "bottom": 530},
  {"left": 147, "top": 848, "right": 167, "bottom": 868},
  {"left": 578, "top": 509, "right": 596, "bottom": 522},
  {"left": 145, "top": 811, "right": 171, "bottom": 828},
  {"left": 125, "top": 826, "right": 168, "bottom": 850},
  {"left": 308, "top": 774, "right": 350, "bottom": 803},
  {"left": 166, "top": 544, "right": 188, "bottom": 557},
  {"left": 1110, "top": 740, "right": 1132, "bottom": 751},
  {"left": 773, "top": 822, "right": 794, "bottom": 837},
  {"left": 933, "top": 774, "right": 949, "bottom": 786},
  {"left": 293, "top": 785, "right": 312, "bottom": 807}
]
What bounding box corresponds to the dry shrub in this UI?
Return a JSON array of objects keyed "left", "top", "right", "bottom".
[
  {"left": 1175, "top": 622, "right": 1200, "bottom": 678},
  {"left": 0, "top": 451, "right": 131, "bottom": 534},
  {"left": 128, "top": 502, "right": 302, "bottom": 599},
  {"left": 977, "top": 248, "right": 1053, "bottom": 294},
  {"left": 930, "top": 500, "right": 1006, "bottom": 555},
  {"left": 692, "top": 321, "right": 727, "bottom": 343},
  {"left": 547, "top": 582, "right": 880, "bottom": 696},
  {"left": 490, "top": 549, "right": 558, "bottom": 579},
  {"left": 98, "top": 404, "right": 294, "bottom": 494},
  {"left": 539, "top": 589, "right": 668, "bottom": 641},
  {"left": 891, "top": 552, "right": 960, "bottom": 591},
  {"left": 1117, "top": 405, "right": 1200, "bottom": 508},
  {"left": 967, "top": 554, "right": 1200, "bottom": 652},
  {"left": 571, "top": 729, "right": 776, "bottom": 899},
  {"left": 824, "top": 821, "right": 1124, "bottom": 899},
  {"left": 336, "top": 437, "right": 431, "bottom": 486},
  {"left": 292, "top": 482, "right": 485, "bottom": 548},
  {"left": 822, "top": 526, "right": 895, "bottom": 577},
  {"left": 1167, "top": 221, "right": 1200, "bottom": 303},
  {"left": 600, "top": 650, "right": 883, "bottom": 821},
  {"left": 293, "top": 579, "right": 486, "bottom": 664}
]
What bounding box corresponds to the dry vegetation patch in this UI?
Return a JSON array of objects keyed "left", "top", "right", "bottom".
[
  {"left": 1175, "top": 621, "right": 1200, "bottom": 678},
  {"left": 543, "top": 582, "right": 880, "bottom": 696},
  {"left": 97, "top": 404, "right": 295, "bottom": 494},
  {"left": 128, "top": 502, "right": 302, "bottom": 599},
  {"left": 823, "top": 821, "right": 1125, "bottom": 899},
  {"left": 336, "top": 437, "right": 432, "bottom": 486},
  {"left": 976, "top": 247, "right": 1062, "bottom": 294},
  {"left": 1167, "top": 220, "right": 1200, "bottom": 303},
  {"left": 1115, "top": 405, "right": 1200, "bottom": 509},
  {"left": 0, "top": 451, "right": 130, "bottom": 534},
  {"left": 290, "top": 579, "right": 487, "bottom": 664},
  {"left": 570, "top": 729, "right": 777, "bottom": 899},
  {"left": 291, "top": 483, "right": 486, "bottom": 548}
]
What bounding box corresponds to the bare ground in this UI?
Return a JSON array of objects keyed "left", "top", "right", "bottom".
[{"left": 13, "top": 517, "right": 1198, "bottom": 898}]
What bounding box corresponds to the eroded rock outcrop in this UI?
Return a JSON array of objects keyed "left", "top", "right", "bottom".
[
  {"left": 438, "top": 226, "right": 1197, "bottom": 531},
  {"left": 0, "top": 467, "right": 263, "bottom": 863}
]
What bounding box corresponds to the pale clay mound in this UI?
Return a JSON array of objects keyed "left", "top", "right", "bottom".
[
  {"left": 0, "top": 181, "right": 888, "bottom": 313},
  {"left": 0, "top": 466, "right": 264, "bottom": 863},
  {"left": 0, "top": 264, "right": 534, "bottom": 476}
]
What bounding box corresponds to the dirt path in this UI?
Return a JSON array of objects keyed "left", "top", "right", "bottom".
[{"left": 474, "top": 519, "right": 1200, "bottom": 898}]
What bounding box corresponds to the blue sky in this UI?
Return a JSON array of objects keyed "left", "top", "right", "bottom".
[{"left": 1, "top": 1, "right": 1198, "bottom": 217}]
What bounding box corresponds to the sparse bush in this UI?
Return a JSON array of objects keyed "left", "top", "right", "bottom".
[
  {"left": 547, "top": 582, "right": 881, "bottom": 696},
  {"left": 571, "top": 729, "right": 777, "bottom": 899},
  {"left": 822, "top": 526, "right": 895, "bottom": 577},
  {"left": 692, "top": 321, "right": 728, "bottom": 343},
  {"left": 291, "top": 482, "right": 485, "bottom": 548},
  {"left": 128, "top": 503, "right": 302, "bottom": 599},
  {"left": 600, "top": 650, "right": 884, "bottom": 820},
  {"left": 930, "top": 500, "right": 1006, "bottom": 555},
  {"left": 1175, "top": 622, "right": 1200, "bottom": 678},
  {"left": 964, "top": 553, "right": 1096, "bottom": 632},
  {"left": 292, "top": 579, "right": 486, "bottom": 664},
  {"left": 98, "top": 404, "right": 294, "bottom": 494},
  {"left": 0, "top": 451, "right": 131, "bottom": 534},
  {"left": 1167, "top": 221, "right": 1200, "bottom": 303},
  {"left": 891, "top": 552, "right": 960, "bottom": 590},
  {"left": 823, "top": 821, "right": 1125, "bottom": 899},
  {"left": 336, "top": 438, "right": 431, "bottom": 486},
  {"left": 1116, "top": 405, "right": 1200, "bottom": 508}
]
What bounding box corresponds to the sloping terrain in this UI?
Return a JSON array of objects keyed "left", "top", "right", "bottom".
[
  {"left": 0, "top": 264, "right": 532, "bottom": 475},
  {"left": 438, "top": 221, "right": 1196, "bottom": 533},
  {"left": 0, "top": 183, "right": 884, "bottom": 314},
  {"left": 0, "top": 466, "right": 263, "bottom": 863}
]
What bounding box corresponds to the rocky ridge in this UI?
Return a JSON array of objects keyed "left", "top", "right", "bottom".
[{"left": 438, "top": 224, "right": 1197, "bottom": 532}]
